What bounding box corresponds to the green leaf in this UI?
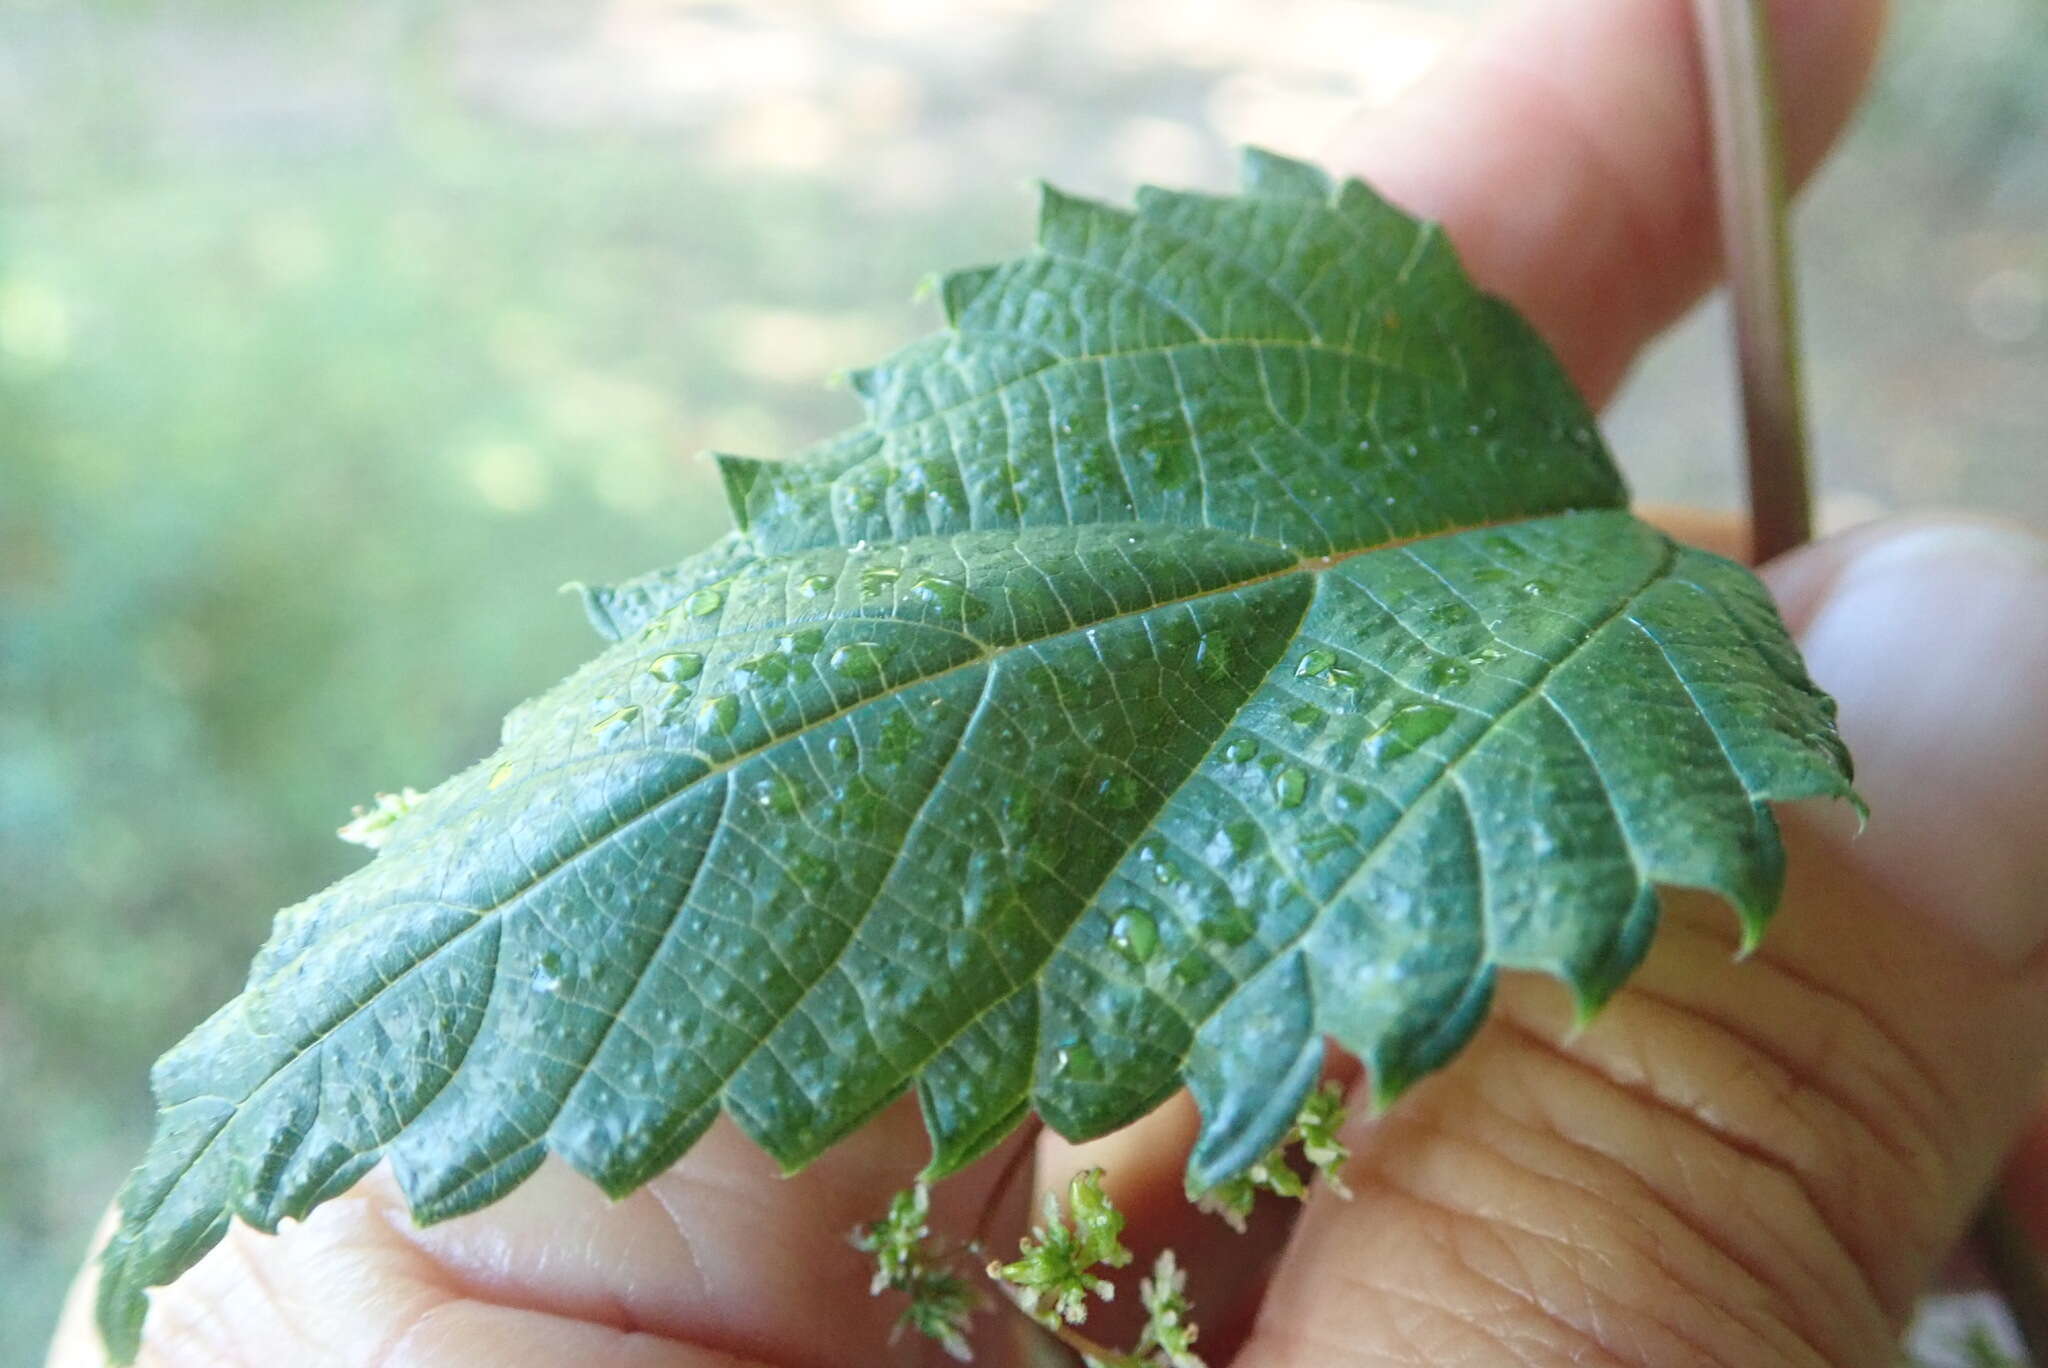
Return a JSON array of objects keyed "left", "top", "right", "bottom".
[{"left": 96, "top": 149, "right": 1855, "bottom": 1360}]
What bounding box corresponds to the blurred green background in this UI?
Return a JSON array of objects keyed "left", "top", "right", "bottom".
[{"left": 2, "top": 1, "right": 2043, "bottom": 1360}]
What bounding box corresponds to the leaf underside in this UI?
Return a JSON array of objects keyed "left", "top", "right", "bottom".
[{"left": 98, "top": 149, "right": 1854, "bottom": 1360}]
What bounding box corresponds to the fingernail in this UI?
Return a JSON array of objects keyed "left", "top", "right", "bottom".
[{"left": 1783, "top": 521, "right": 2048, "bottom": 964}]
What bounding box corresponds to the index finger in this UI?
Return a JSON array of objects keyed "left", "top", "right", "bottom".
[{"left": 1331, "top": 0, "right": 1886, "bottom": 406}]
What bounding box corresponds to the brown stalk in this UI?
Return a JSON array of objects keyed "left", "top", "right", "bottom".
[{"left": 1693, "top": 2, "right": 2047, "bottom": 1361}]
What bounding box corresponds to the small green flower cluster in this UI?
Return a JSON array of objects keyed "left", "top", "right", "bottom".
[
  {"left": 1189, "top": 1081, "right": 1353, "bottom": 1232},
  {"left": 992, "top": 1169, "right": 1133, "bottom": 1328},
  {"left": 849, "top": 1181, "right": 981, "bottom": 1361},
  {"left": 855, "top": 1085, "right": 1354, "bottom": 1365}
]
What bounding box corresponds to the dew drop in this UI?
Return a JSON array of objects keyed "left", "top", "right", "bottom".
[
  {"left": 859, "top": 566, "right": 901, "bottom": 599},
  {"left": 531, "top": 950, "right": 566, "bottom": 994},
  {"left": 1054, "top": 1039, "right": 1103, "bottom": 1082},
  {"left": 1110, "top": 907, "right": 1159, "bottom": 965},
  {"left": 1296, "top": 648, "right": 1337, "bottom": 678},
  {"left": 1520, "top": 578, "right": 1555, "bottom": 598},
  {"left": 648, "top": 651, "right": 703, "bottom": 684},
  {"left": 1274, "top": 766, "right": 1308, "bottom": 808},
  {"left": 1223, "top": 736, "right": 1259, "bottom": 764},
  {"left": 829, "top": 641, "right": 893, "bottom": 680},
  {"left": 910, "top": 573, "right": 978, "bottom": 617},
  {"left": 685, "top": 587, "right": 724, "bottom": 617},
  {"left": 1199, "top": 904, "right": 1256, "bottom": 948},
  {"left": 799, "top": 573, "right": 834, "bottom": 598},
  {"left": 698, "top": 694, "right": 740, "bottom": 734},
  {"left": 1367, "top": 702, "right": 1455, "bottom": 761},
  {"left": 1287, "top": 703, "right": 1320, "bottom": 727},
  {"left": 488, "top": 762, "right": 517, "bottom": 790},
  {"left": 782, "top": 627, "right": 825, "bottom": 655},
  {"left": 752, "top": 774, "right": 803, "bottom": 816},
  {"left": 734, "top": 652, "right": 791, "bottom": 687}
]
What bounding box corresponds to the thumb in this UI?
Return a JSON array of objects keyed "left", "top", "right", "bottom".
[
  {"left": 1241, "top": 516, "right": 2048, "bottom": 1367},
  {"left": 47, "top": 1100, "right": 1033, "bottom": 1367}
]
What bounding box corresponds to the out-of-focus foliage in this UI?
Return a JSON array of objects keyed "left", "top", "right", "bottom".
[{"left": 2, "top": 0, "right": 2043, "bottom": 1360}]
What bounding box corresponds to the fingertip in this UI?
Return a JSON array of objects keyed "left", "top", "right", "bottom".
[
  {"left": 1768, "top": 0, "right": 1891, "bottom": 184},
  {"left": 1767, "top": 516, "right": 2048, "bottom": 965},
  {"left": 1325, "top": 0, "right": 1890, "bottom": 403}
]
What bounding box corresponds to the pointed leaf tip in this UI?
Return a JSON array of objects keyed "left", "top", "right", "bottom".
[
  {"left": 1239, "top": 146, "right": 1333, "bottom": 200},
  {"left": 712, "top": 452, "right": 772, "bottom": 533}
]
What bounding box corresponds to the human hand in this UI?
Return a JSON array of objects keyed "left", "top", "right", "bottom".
[{"left": 52, "top": 0, "right": 2048, "bottom": 1364}]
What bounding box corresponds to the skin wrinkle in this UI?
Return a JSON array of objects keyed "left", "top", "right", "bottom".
[
  {"left": 1376, "top": 1107, "right": 1808, "bottom": 1366},
  {"left": 1610, "top": 972, "right": 1956, "bottom": 1298},
  {"left": 1249, "top": 1173, "right": 1652, "bottom": 1368},
  {"left": 1517, "top": 943, "right": 1959, "bottom": 1338},
  {"left": 1648, "top": 922, "right": 1971, "bottom": 1322},
  {"left": 1473, "top": 1016, "right": 1883, "bottom": 1363},
  {"left": 1630, "top": 917, "right": 1949, "bottom": 1187},
  {"left": 1521, "top": 959, "right": 1939, "bottom": 1280},
  {"left": 1745, "top": 915, "right": 1968, "bottom": 1123}
]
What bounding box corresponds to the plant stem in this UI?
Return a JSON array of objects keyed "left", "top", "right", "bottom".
[
  {"left": 1690, "top": 0, "right": 1812, "bottom": 563},
  {"left": 987, "top": 1277, "right": 1149, "bottom": 1368},
  {"left": 1694, "top": 4, "right": 2047, "bottom": 1363}
]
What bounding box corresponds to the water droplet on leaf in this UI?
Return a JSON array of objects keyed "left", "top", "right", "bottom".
[
  {"left": 828, "top": 641, "right": 892, "bottom": 680},
  {"left": 648, "top": 651, "right": 703, "bottom": 683},
  {"left": 1367, "top": 702, "right": 1455, "bottom": 761},
  {"left": 1054, "top": 1039, "right": 1103, "bottom": 1081},
  {"left": 1110, "top": 907, "right": 1159, "bottom": 965},
  {"left": 699, "top": 694, "right": 740, "bottom": 734},
  {"left": 1199, "top": 904, "right": 1256, "bottom": 948}
]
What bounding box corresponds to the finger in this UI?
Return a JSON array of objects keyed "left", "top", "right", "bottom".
[
  {"left": 1237, "top": 516, "right": 2048, "bottom": 1366},
  {"left": 49, "top": 1101, "right": 1033, "bottom": 1368},
  {"left": 1328, "top": 0, "right": 1887, "bottom": 405},
  {"left": 1998, "top": 1101, "right": 2048, "bottom": 1255},
  {"left": 1026, "top": 508, "right": 1746, "bottom": 1356}
]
